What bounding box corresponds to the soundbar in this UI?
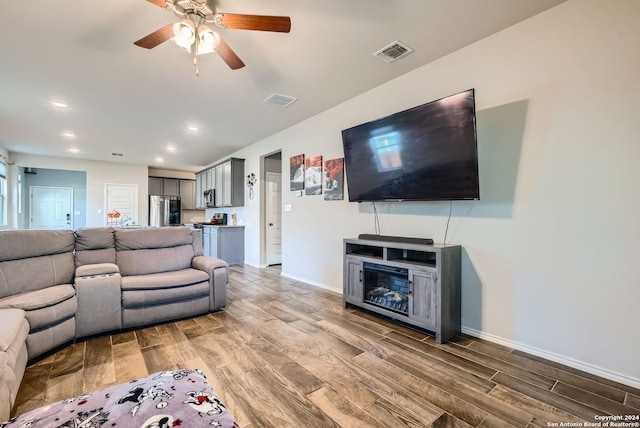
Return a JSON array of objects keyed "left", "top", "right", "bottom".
[{"left": 358, "top": 234, "right": 434, "bottom": 245}]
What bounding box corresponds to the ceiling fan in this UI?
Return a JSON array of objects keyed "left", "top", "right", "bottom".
[{"left": 134, "top": 0, "right": 291, "bottom": 73}]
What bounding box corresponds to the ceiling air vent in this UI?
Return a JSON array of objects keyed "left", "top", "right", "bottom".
[
  {"left": 264, "top": 93, "right": 298, "bottom": 108},
  {"left": 373, "top": 40, "right": 414, "bottom": 63}
]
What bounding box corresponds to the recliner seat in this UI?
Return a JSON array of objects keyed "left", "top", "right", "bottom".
[{"left": 0, "top": 230, "right": 77, "bottom": 360}]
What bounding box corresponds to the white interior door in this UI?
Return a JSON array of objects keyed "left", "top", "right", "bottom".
[
  {"left": 29, "top": 186, "right": 73, "bottom": 229},
  {"left": 266, "top": 172, "right": 282, "bottom": 265},
  {"left": 105, "top": 184, "right": 138, "bottom": 226}
]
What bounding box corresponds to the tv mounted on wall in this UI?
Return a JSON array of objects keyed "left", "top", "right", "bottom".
[{"left": 341, "top": 89, "right": 480, "bottom": 202}]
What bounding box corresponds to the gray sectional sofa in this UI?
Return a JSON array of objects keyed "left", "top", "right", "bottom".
[{"left": 0, "top": 226, "right": 229, "bottom": 421}]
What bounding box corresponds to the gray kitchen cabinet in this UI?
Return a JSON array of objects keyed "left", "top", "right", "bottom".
[
  {"left": 221, "top": 161, "right": 233, "bottom": 206},
  {"left": 149, "top": 177, "right": 200, "bottom": 210},
  {"left": 202, "top": 226, "right": 244, "bottom": 265},
  {"left": 149, "top": 177, "right": 180, "bottom": 196},
  {"left": 205, "top": 168, "right": 215, "bottom": 192},
  {"left": 179, "top": 179, "right": 196, "bottom": 210},
  {"left": 149, "top": 177, "right": 163, "bottom": 195},
  {"left": 162, "top": 178, "right": 179, "bottom": 196},
  {"left": 195, "top": 172, "right": 204, "bottom": 209},
  {"left": 343, "top": 237, "right": 460, "bottom": 343},
  {"left": 196, "top": 158, "right": 245, "bottom": 208},
  {"left": 214, "top": 164, "right": 223, "bottom": 207},
  {"left": 217, "top": 158, "right": 244, "bottom": 207},
  {"left": 203, "top": 226, "right": 211, "bottom": 257}
]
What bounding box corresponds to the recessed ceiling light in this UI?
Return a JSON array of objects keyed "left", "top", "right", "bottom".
[
  {"left": 187, "top": 125, "right": 199, "bottom": 133},
  {"left": 166, "top": 145, "right": 176, "bottom": 152},
  {"left": 62, "top": 131, "right": 76, "bottom": 138},
  {"left": 51, "top": 101, "right": 68, "bottom": 109},
  {"left": 155, "top": 157, "right": 164, "bottom": 163},
  {"left": 68, "top": 147, "right": 80, "bottom": 153}
]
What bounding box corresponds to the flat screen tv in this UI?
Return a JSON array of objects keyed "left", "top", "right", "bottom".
[{"left": 341, "top": 89, "right": 479, "bottom": 202}]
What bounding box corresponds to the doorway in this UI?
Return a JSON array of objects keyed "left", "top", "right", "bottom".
[
  {"left": 266, "top": 172, "right": 282, "bottom": 265},
  {"left": 105, "top": 183, "right": 138, "bottom": 226},
  {"left": 29, "top": 186, "right": 73, "bottom": 229},
  {"left": 20, "top": 167, "right": 87, "bottom": 229},
  {"left": 262, "top": 151, "right": 282, "bottom": 266}
]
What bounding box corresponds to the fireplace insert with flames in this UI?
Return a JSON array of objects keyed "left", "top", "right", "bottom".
[{"left": 363, "top": 262, "right": 410, "bottom": 315}]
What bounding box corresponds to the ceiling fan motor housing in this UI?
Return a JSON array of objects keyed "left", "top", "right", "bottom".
[{"left": 171, "top": 0, "right": 216, "bottom": 22}]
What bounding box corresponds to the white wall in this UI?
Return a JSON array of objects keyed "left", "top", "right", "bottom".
[
  {"left": 227, "top": 0, "right": 640, "bottom": 387},
  {"left": 7, "top": 153, "right": 149, "bottom": 227}
]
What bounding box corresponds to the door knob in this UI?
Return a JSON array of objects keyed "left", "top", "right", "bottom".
[{"left": 269, "top": 223, "right": 274, "bottom": 226}]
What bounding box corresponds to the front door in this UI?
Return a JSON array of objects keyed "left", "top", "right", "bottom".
[
  {"left": 266, "top": 172, "right": 282, "bottom": 265},
  {"left": 29, "top": 186, "right": 73, "bottom": 229}
]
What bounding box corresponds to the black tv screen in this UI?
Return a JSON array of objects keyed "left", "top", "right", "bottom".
[{"left": 341, "top": 89, "right": 479, "bottom": 202}]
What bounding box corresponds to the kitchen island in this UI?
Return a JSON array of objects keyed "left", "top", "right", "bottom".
[{"left": 201, "top": 225, "right": 245, "bottom": 265}]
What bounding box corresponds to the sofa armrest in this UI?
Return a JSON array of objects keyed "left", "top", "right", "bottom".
[
  {"left": 192, "top": 256, "right": 229, "bottom": 311},
  {"left": 75, "top": 263, "right": 119, "bottom": 277},
  {"left": 74, "top": 263, "right": 122, "bottom": 338}
]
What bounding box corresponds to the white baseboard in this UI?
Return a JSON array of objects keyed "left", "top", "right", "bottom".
[
  {"left": 461, "top": 327, "right": 640, "bottom": 389},
  {"left": 280, "top": 271, "right": 342, "bottom": 294},
  {"left": 242, "top": 261, "right": 264, "bottom": 268}
]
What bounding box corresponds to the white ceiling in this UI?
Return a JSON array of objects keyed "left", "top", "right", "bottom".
[{"left": 0, "top": 0, "right": 566, "bottom": 172}]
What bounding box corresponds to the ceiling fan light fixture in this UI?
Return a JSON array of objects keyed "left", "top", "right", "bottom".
[
  {"left": 172, "top": 20, "right": 196, "bottom": 52},
  {"left": 196, "top": 25, "right": 219, "bottom": 55}
]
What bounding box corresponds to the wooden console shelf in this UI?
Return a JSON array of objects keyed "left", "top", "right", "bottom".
[{"left": 343, "top": 237, "right": 461, "bottom": 343}]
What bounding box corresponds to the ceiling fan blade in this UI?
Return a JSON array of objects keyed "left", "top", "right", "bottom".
[
  {"left": 134, "top": 24, "right": 174, "bottom": 49},
  {"left": 215, "top": 37, "right": 245, "bottom": 70},
  {"left": 145, "top": 0, "right": 167, "bottom": 8},
  {"left": 217, "top": 14, "right": 291, "bottom": 33}
]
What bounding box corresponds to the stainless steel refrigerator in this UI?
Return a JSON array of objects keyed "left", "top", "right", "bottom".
[{"left": 149, "top": 195, "right": 181, "bottom": 227}]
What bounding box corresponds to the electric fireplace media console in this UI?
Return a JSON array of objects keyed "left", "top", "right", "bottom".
[{"left": 343, "top": 237, "right": 461, "bottom": 343}]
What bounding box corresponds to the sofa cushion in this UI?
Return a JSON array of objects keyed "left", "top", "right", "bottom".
[
  {"left": 75, "top": 247, "right": 117, "bottom": 267},
  {"left": 0, "top": 309, "right": 28, "bottom": 353},
  {"left": 121, "top": 268, "right": 209, "bottom": 291},
  {"left": 121, "top": 268, "right": 210, "bottom": 308},
  {"left": 114, "top": 227, "right": 193, "bottom": 251},
  {"left": 0, "top": 284, "right": 77, "bottom": 331},
  {"left": 0, "top": 230, "right": 74, "bottom": 262},
  {"left": 0, "top": 309, "right": 30, "bottom": 421},
  {"left": 74, "top": 227, "right": 115, "bottom": 250},
  {"left": 116, "top": 245, "right": 195, "bottom": 276},
  {"left": 74, "top": 227, "right": 116, "bottom": 267},
  {"left": 0, "top": 252, "right": 75, "bottom": 299}
]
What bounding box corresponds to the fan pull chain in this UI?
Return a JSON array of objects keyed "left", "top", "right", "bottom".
[{"left": 193, "top": 35, "right": 200, "bottom": 76}]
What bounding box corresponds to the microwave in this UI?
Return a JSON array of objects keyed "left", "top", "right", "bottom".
[{"left": 203, "top": 189, "right": 215, "bottom": 208}]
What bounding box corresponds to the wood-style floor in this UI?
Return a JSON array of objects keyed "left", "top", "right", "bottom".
[{"left": 12, "top": 265, "right": 640, "bottom": 426}]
